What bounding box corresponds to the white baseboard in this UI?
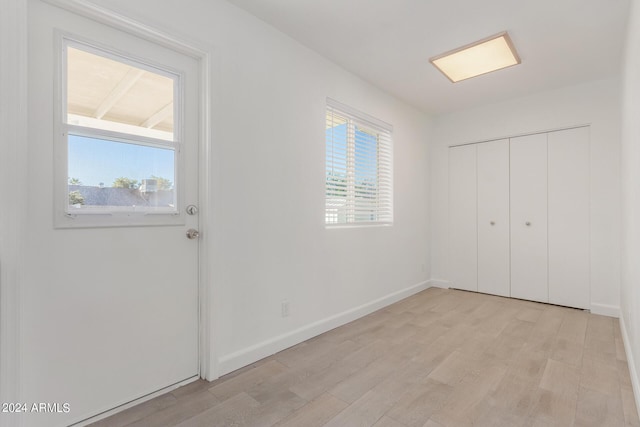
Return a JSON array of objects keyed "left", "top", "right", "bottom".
[
  {"left": 591, "top": 303, "right": 621, "bottom": 318},
  {"left": 426, "top": 279, "right": 450, "bottom": 289},
  {"left": 427, "top": 281, "right": 618, "bottom": 319},
  {"left": 619, "top": 314, "right": 640, "bottom": 422},
  {"left": 216, "top": 281, "right": 430, "bottom": 376}
]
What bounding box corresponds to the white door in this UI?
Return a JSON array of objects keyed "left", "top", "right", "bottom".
[
  {"left": 448, "top": 144, "right": 478, "bottom": 292},
  {"left": 24, "top": 2, "right": 200, "bottom": 426},
  {"left": 510, "top": 134, "right": 548, "bottom": 303},
  {"left": 548, "top": 127, "right": 590, "bottom": 309},
  {"left": 477, "top": 139, "right": 510, "bottom": 297}
]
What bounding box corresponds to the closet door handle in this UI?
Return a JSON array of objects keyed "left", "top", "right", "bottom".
[
  {"left": 490, "top": 221, "right": 495, "bottom": 226},
  {"left": 525, "top": 221, "right": 531, "bottom": 226}
]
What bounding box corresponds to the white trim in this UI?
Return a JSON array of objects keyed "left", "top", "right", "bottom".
[
  {"left": 41, "top": 0, "right": 208, "bottom": 58},
  {"left": 216, "top": 281, "right": 430, "bottom": 376},
  {"left": 41, "top": 0, "right": 217, "bottom": 381},
  {"left": 198, "top": 49, "right": 215, "bottom": 381},
  {"left": 590, "top": 303, "right": 621, "bottom": 318},
  {"left": 0, "top": 1, "right": 27, "bottom": 426},
  {"left": 326, "top": 97, "right": 393, "bottom": 132},
  {"left": 619, "top": 314, "right": 640, "bottom": 421},
  {"left": 427, "top": 279, "right": 451, "bottom": 289},
  {"left": 69, "top": 376, "right": 199, "bottom": 427},
  {"left": 68, "top": 114, "right": 173, "bottom": 141},
  {"left": 448, "top": 123, "right": 592, "bottom": 148}
]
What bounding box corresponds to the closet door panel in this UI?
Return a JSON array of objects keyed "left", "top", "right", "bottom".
[
  {"left": 449, "top": 145, "right": 478, "bottom": 292},
  {"left": 510, "top": 134, "right": 548, "bottom": 303},
  {"left": 548, "top": 127, "right": 590, "bottom": 309},
  {"left": 477, "top": 139, "right": 510, "bottom": 297}
]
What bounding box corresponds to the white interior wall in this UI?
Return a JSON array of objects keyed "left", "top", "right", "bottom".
[
  {"left": 49, "top": 0, "right": 432, "bottom": 376},
  {"left": 430, "top": 78, "right": 621, "bottom": 316},
  {"left": 621, "top": 0, "right": 640, "bottom": 413},
  {"left": 0, "top": 2, "right": 27, "bottom": 426}
]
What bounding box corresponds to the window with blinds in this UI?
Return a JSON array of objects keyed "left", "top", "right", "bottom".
[{"left": 325, "top": 99, "right": 393, "bottom": 226}]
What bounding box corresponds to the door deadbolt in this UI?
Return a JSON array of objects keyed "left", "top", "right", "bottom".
[{"left": 186, "top": 205, "right": 198, "bottom": 215}]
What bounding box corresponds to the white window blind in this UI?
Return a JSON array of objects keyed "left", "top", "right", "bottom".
[{"left": 325, "top": 99, "right": 393, "bottom": 226}]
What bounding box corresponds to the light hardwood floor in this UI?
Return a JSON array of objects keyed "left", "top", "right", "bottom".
[{"left": 91, "top": 288, "right": 640, "bottom": 427}]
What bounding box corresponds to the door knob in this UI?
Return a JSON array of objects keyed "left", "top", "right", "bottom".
[
  {"left": 525, "top": 222, "right": 531, "bottom": 226},
  {"left": 490, "top": 221, "right": 495, "bottom": 226},
  {"left": 186, "top": 229, "right": 200, "bottom": 239}
]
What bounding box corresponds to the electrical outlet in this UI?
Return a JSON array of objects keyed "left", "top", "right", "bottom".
[{"left": 281, "top": 300, "right": 290, "bottom": 317}]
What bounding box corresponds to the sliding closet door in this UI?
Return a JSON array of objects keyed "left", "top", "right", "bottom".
[
  {"left": 449, "top": 144, "right": 477, "bottom": 292},
  {"left": 477, "top": 139, "right": 510, "bottom": 297},
  {"left": 510, "top": 134, "right": 548, "bottom": 303},
  {"left": 548, "top": 127, "right": 590, "bottom": 309}
]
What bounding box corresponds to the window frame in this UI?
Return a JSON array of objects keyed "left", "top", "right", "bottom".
[
  {"left": 325, "top": 98, "right": 393, "bottom": 227},
  {"left": 54, "top": 32, "right": 186, "bottom": 228}
]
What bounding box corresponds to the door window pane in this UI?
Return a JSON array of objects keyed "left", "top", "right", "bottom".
[
  {"left": 67, "top": 47, "right": 175, "bottom": 141},
  {"left": 67, "top": 135, "right": 175, "bottom": 211}
]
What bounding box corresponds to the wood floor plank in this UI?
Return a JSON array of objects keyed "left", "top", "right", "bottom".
[
  {"left": 170, "top": 380, "right": 215, "bottom": 399},
  {"left": 173, "top": 392, "right": 260, "bottom": 427},
  {"left": 384, "top": 378, "right": 453, "bottom": 427},
  {"left": 90, "top": 394, "right": 178, "bottom": 427},
  {"left": 324, "top": 375, "right": 416, "bottom": 427},
  {"left": 619, "top": 359, "right": 634, "bottom": 389},
  {"left": 574, "top": 385, "right": 625, "bottom": 427},
  {"left": 556, "top": 309, "right": 588, "bottom": 343},
  {"left": 410, "top": 343, "right": 452, "bottom": 376},
  {"left": 539, "top": 359, "right": 580, "bottom": 396},
  {"left": 507, "top": 349, "right": 548, "bottom": 383},
  {"left": 275, "top": 337, "right": 360, "bottom": 370},
  {"left": 340, "top": 339, "right": 390, "bottom": 368},
  {"left": 126, "top": 391, "right": 220, "bottom": 427},
  {"left": 527, "top": 389, "right": 578, "bottom": 427},
  {"left": 486, "top": 371, "right": 540, "bottom": 418},
  {"left": 427, "top": 350, "right": 477, "bottom": 386},
  {"left": 473, "top": 305, "right": 519, "bottom": 338},
  {"left": 328, "top": 356, "right": 407, "bottom": 403},
  {"left": 515, "top": 305, "right": 544, "bottom": 323},
  {"left": 288, "top": 357, "right": 364, "bottom": 401},
  {"left": 208, "top": 360, "right": 289, "bottom": 401},
  {"left": 521, "top": 310, "right": 564, "bottom": 357},
  {"left": 483, "top": 320, "right": 531, "bottom": 362},
  {"left": 550, "top": 337, "right": 584, "bottom": 367},
  {"left": 472, "top": 405, "right": 528, "bottom": 427},
  {"left": 429, "top": 357, "right": 509, "bottom": 426},
  {"left": 622, "top": 385, "right": 640, "bottom": 427},
  {"left": 410, "top": 322, "right": 451, "bottom": 345},
  {"left": 92, "top": 289, "right": 640, "bottom": 427},
  {"left": 273, "top": 393, "right": 347, "bottom": 427},
  {"left": 372, "top": 416, "right": 407, "bottom": 427},
  {"left": 581, "top": 354, "right": 621, "bottom": 396}
]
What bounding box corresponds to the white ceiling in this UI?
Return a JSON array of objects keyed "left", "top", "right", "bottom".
[{"left": 226, "top": 0, "right": 630, "bottom": 115}]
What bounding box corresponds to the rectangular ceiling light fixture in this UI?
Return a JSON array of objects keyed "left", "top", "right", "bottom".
[{"left": 430, "top": 32, "right": 520, "bottom": 83}]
